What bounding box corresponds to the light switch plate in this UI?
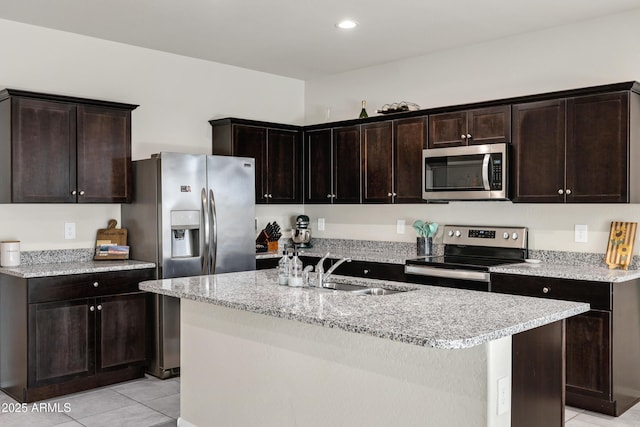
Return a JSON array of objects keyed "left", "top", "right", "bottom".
[
  {"left": 396, "top": 219, "right": 405, "bottom": 234},
  {"left": 318, "top": 218, "right": 325, "bottom": 231},
  {"left": 575, "top": 224, "right": 588, "bottom": 243},
  {"left": 497, "top": 376, "right": 510, "bottom": 415}
]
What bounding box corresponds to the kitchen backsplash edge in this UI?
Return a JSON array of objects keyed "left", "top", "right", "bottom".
[{"left": 13, "top": 241, "right": 640, "bottom": 271}]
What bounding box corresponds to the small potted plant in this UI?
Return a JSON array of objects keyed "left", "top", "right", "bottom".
[{"left": 413, "top": 220, "right": 438, "bottom": 256}]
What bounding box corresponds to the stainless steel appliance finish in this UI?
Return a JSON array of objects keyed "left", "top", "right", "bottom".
[
  {"left": 422, "top": 143, "right": 509, "bottom": 201},
  {"left": 292, "top": 214, "right": 312, "bottom": 248},
  {"left": 122, "top": 152, "right": 256, "bottom": 379},
  {"left": 405, "top": 225, "right": 527, "bottom": 291}
]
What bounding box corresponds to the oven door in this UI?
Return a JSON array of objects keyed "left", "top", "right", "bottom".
[
  {"left": 422, "top": 143, "right": 508, "bottom": 201},
  {"left": 404, "top": 265, "right": 490, "bottom": 292}
]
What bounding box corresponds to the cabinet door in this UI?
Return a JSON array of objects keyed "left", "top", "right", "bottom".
[
  {"left": 394, "top": 117, "right": 427, "bottom": 203},
  {"left": 266, "top": 129, "right": 299, "bottom": 203},
  {"left": 333, "top": 126, "right": 361, "bottom": 204},
  {"left": 467, "top": 106, "right": 511, "bottom": 145},
  {"left": 28, "top": 299, "right": 94, "bottom": 386},
  {"left": 304, "top": 129, "right": 333, "bottom": 203},
  {"left": 566, "top": 310, "right": 612, "bottom": 401},
  {"left": 77, "top": 105, "right": 132, "bottom": 203},
  {"left": 511, "top": 99, "right": 566, "bottom": 202},
  {"left": 428, "top": 111, "right": 466, "bottom": 148},
  {"left": 362, "top": 122, "right": 393, "bottom": 203},
  {"left": 12, "top": 98, "right": 76, "bottom": 203},
  {"left": 97, "top": 293, "right": 146, "bottom": 371},
  {"left": 566, "top": 92, "right": 628, "bottom": 203},
  {"left": 233, "top": 125, "right": 267, "bottom": 203}
]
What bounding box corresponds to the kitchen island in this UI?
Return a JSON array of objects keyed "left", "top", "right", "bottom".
[{"left": 140, "top": 270, "right": 589, "bottom": 427}]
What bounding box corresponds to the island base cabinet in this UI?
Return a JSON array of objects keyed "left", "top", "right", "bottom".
[{"left": 0, "top": 269, "right": 152, "bottom": 402}]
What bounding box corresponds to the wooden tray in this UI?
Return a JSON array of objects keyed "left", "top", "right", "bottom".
[
  {"left": 605, "top": 221, "right": 637, "bottom": 270},
  {"left": 94, "top": 219, "right": 129, "bottom": 260}
]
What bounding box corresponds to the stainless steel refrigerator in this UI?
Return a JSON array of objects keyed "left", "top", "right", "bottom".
[{"left": 122, "top": 152, "right": 256, "bottom": 379}]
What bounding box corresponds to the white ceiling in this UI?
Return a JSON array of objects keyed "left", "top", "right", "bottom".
[{"left": 1, "top": 0, "right": 640, "bottom": 80}]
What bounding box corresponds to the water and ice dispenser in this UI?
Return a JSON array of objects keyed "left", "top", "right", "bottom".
[{"left": 170, "top": 210, "right": 200, "bottom": 258}]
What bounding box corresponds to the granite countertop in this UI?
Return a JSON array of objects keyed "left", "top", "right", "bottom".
[
  {"left": 139, "top": 269, "right": 589, "bottom": 350},
  {"left": 0, "top": 259, "right": 156, "bottom": 278},
  {"left": 257, "top": 248, "right": 415, "bottom": 264},
  {"left": 490, "top": 262, "right": 640, "bottom": 283}
]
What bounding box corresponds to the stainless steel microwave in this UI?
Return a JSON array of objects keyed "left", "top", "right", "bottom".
[{"left": 422, "top": 143, "right": 509, "bottom": 201}]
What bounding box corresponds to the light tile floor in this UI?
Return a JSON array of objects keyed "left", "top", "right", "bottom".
[
  {"left": 2, "top": 374, "right": 640, "bottom": 426},
  {"left": 0, "top": 375, "right": 178, "bottom": 427}
]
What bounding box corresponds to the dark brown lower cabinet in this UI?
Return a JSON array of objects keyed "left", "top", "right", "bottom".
[
  {"left": 1, "top": 268, "right": 152, "bottom": 402},
  {"left": 492, "top": 273, "right": 640, "bottom": 416}
]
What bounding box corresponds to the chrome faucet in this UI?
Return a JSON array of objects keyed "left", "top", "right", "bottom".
[{"left": 314, "top": 252, "right": 351, "bottom": 288}]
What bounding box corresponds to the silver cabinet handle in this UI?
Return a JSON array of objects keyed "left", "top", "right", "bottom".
[
  {"left": 543, "top": 287, "right": 550, "bottom": 294},
  {"left": 71, "top": 190, "right": 77, "bottom": 195},
  {"left": 93, "top": 282, "right": 99, "bottom": 288},
  {"left": 558, "top": 189, "right": 564, "bottom": 195},
  {"left": 89, "top": 305, "right": 95, "bottom": 312},
  {"left": 79, "top": 190, "right": 85, "bottom": 196},
  {"left": 97, "top": 304, "right": 102, "bottom": 311},
  {"left": 566, "top": 189, "right": 572, "bottom": 195}
]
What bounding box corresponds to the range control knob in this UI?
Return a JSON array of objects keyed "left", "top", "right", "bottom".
[
  {"left": 512, "top": 232, "right": 519, "bottom": 240},
  {"left": 503, "top": 232, "right": 509, "bottom": 239},
  {"left": 448, "top": 230, "right": 454, "bottom": 237},
  {"left": 454, "top": 230, "right": 461, "bottom": 238}
]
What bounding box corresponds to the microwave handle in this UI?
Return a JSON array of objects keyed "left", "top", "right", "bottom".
[{"left": 482, "top": 154, "right": 491, "bottom": 190}]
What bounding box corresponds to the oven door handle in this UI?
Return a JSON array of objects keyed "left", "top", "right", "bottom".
[
  {"left": 405, "top": 265, "right": 490, "bottom": 282},
  {"left": 482, "top": 154, "right": 491, "bottom": 190}
]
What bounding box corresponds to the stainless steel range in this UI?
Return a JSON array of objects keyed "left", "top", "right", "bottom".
[{"left": 405, "top": 225, "right": 528, "bottom": 291}]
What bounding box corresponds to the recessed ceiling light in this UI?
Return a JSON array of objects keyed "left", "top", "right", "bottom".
[{"left": 336, "top": 20, "right": 358, "bottom": 30}]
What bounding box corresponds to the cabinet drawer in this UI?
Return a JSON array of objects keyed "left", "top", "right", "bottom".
[
  {"left": 28, "top": 269, "right": 154, "bottom": 304},
  {"left": 491, "top": 273, "right": 611, "bottom": 310},
  {"left": 333, "top": 260, "right": 405, "bottom": 282}
]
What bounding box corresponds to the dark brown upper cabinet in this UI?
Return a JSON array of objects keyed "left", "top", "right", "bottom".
[
  {"left": 361, "top": 117, "right": 427, "bottom": 203},
  {"left": 512, "top": 91, "right": 635, "bottom": 203},
  {"left": 304, "top": 125, "right": 361, "bottom": 204},
  {"left": 0, "top": 89, "right": 137, "bottom": 203},
  {"left": 211, "top": 118, "right": 302, "bottom": 204},
  {"left": 428, "top": 105, "right": 510, "bottom": 148}
]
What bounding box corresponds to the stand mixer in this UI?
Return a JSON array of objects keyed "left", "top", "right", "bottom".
[{"left": 292, "top": 215, "right": 312, "bottom": 248}]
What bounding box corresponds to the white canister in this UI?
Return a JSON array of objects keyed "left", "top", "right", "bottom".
[{"left": 1, "top": 241, "right": 21, "bottom": 267}]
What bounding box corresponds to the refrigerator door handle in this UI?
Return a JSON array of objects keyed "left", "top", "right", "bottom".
[
  {"left": 209, "top": 189, "right": 218, "bottom": 274},
  {"left": 201, "top": 188, "right": 209, "bottom": 274}
]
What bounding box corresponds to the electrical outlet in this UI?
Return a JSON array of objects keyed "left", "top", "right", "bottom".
[
  {"left": 318, "top": 218, "right": 325, "bottom": 231},
  {"left": 64, "top": 222, "right": 76, "bottom": 240},
  {"left": 574, "top": 224, "right": 588, "bottom": 243},
  {"left": 497, "top": 376, "right": 510, "bottom": 415},
  {"left": 396, "top": 219, "right": 405, "bottom": 234}
]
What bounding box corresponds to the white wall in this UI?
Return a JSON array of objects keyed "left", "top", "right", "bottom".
[
  {"left": 0, "top": 19, "right": 304, "bottom": 250},
  {"left": 304, "top": 9, "right": 640, "bottom": 253}
]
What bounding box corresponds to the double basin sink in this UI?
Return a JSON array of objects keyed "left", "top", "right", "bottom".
[{"left": 321, "top": 280, "right": 409, "bottom": 296}]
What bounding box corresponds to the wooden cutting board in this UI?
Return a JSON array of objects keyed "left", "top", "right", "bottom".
[
  {"left": 94, "top": 219, "right": 129, "bottom": 260},
  {"left": 605, "top": 221, "right": 637, "bottom": 270}
]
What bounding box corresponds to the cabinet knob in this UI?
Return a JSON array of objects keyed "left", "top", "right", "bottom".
[
  {"left": 71, "top": 190, "right": 77, "bottom": 195},
  {"left": 461, "top": 134, "right": 467, "bottom": 139},
  {"left": 268, "top": 194, "right": 273, "bottom": 199},
  {"left": 93, "top": 282, "right": 99, "bottom": 288},
  {"left": 363, "top": 269, "right": 369, "bottom": 275},
  {"left": 566, "top": 189, "right": 572, "bottom": 195},
  {"left": 542, "top": 287, "right": 551, "bottom": 294},
  {"left": 466, "top": 134, "right": 472, "bottom": 139},
  {"left": 557, "top": 189, "right": 564, "bottom": 195},
  {"left": 97, "top": 304, "right": 102, "bottom": 311},
  {"left": 388, "top": 192, "right": 393, "bottom": 197},
  {"left": 393, "top": 192, "right": 397, "bottom": 197},
  {"left": 79, "top": 190, "right": 85, "bottom": 196},
  {"left": 332, "top": 194, "right": 336, "bottom": 199},
  {"left": 90, "top": 305, "right": 95, "bottom": 312},
  {"left": 264, "top": 193, "right": 269, "bottom": 198},
  {"left": 327, "top": 194, "right": 332, "bottom": 198}
]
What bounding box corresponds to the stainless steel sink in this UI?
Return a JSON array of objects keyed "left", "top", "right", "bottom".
[{"left": 322, "top": 281, "right": 407, "bottom": 295}]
